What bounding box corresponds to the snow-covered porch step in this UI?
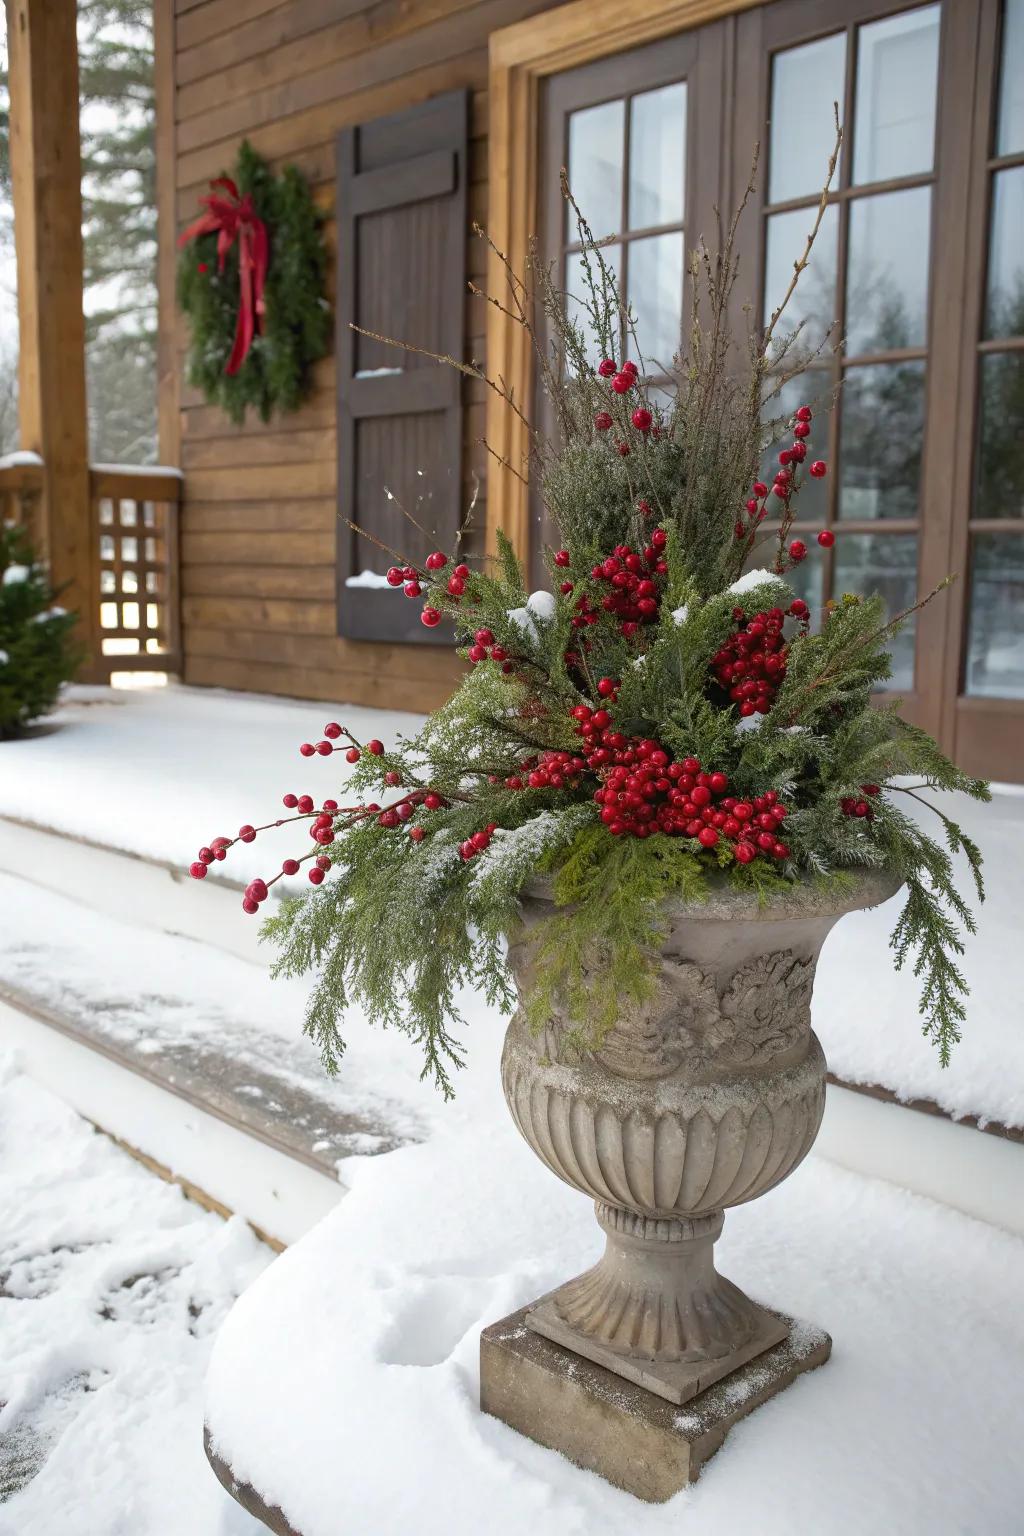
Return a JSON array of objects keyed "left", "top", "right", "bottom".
[{"left": 0, "top": 872, "right": 429, "bottom": 1247}]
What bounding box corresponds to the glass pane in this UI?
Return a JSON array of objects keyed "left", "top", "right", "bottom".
[
  {"left": 567, "top": 101, "right": 625, "bottom": 241},
  {"left": 626, "top": 232, "right": 684, "bottom": 370},
  {"left": 997, "top": 0, "right": 1024, "bottom": 155},
  {"left": 985, "top": 168, "right": 1024, "bottom": 340},
  {"left": 787, "top": 548, "right": 825, "bottom": 615},
  {"left": 976, "top": 352, "right": 1024, "bottom": 518},
  {"left": 768, "top": 33, "right": 847, "bottom": 205},
  {"left": 853, "top": 4, "right": 940, "bottom": 185},
  {"left": 763, "top": 203, "right": 839, "bottom": 357},
  {"left": 846, "top": 187, "right": 931, "bottom": 354},
  {"left": 833, "top": 533, "right": 918, "bottom": 688},
  {"left": 839, "top": 361, "right": 925, "bottom": 520},
  {"left": 628, "top": 83, "right": 686, "bottom": 230},
  {"left": 966, "top": 534, "right": 1024, "bottom": 698},
  {"left": 565, "top": 245, "right": 622, "bottom": 370},
  {"left": 760, "top": 369, "right": 833, "bottom": 527}
]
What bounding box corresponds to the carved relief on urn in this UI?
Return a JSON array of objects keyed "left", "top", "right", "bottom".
[{"left": 500, "top": 869, "right": 900, "bottom": 1404}]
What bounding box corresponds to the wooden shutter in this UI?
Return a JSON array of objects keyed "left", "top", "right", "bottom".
[{"left": 335, "top": 90, "right": 468, "bottom": 644}]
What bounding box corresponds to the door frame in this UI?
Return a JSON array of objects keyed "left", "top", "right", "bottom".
[{"left": 485, "top": 0, "right": 759, "bottom": 561}]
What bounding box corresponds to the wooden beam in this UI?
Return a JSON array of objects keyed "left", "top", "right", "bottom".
[
  {"left": 154, "top": 0, "right": 182, "bottom": 470},
  {"left": 485, "top": 0, "right": 759, "bottom": 564},
  {"left": 6, "top": 0, "right": 99, "bottom": 675}
]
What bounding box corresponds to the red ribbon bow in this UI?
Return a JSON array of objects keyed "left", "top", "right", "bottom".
[{"left": 178, "top": 176, "right": 269, "bottom": 376}]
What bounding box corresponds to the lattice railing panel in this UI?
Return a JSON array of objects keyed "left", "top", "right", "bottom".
[{"left": 92, "top": 468, "right": 182, "bottom": 675}]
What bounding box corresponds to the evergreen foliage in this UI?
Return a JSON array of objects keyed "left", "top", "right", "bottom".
[
  {"left": 177, "top": 142, "right": 330, "bottom": 424},
  {"left": 253, "top": 131, "right": 988, "bottom": 1094},
  {"left": 0, "top": 523, "right": 80, "bottom": 739}
]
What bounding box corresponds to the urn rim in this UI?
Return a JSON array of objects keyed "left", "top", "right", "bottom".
[{"left": 520, "top": 865, "right": 902, "bottom": 924}]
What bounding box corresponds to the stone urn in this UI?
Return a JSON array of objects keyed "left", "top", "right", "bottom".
[{"left": 499, "top": 868, "right": 900, "bottom": 1406}]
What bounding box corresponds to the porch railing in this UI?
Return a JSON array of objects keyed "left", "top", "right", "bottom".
[{"left": 0, "top": 458, "right": 182, "bottom": 682}]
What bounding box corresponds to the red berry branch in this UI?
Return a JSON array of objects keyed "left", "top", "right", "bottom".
[{"left": 733, "top": 404, "right": 832, "bottom": 583}]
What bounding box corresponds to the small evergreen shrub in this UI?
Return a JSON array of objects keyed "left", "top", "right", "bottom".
[{"left": 0, "top": 522, "right": 81, "bottom": 738}]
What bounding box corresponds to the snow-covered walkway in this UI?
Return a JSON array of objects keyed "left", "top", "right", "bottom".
[
  {"left": 0, "top": 1054, "right": 268, "bottom": 1535},
  {"left": 3, "top": 1034, "right": 1023, "bottom": 1536}
]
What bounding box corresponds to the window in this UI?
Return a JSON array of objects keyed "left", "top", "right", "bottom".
[
  {"left": 760, "top": 5, "right": 941, "bottom": 694},
  {"left": 534, "top": 0, "right": 1024, "bottom": 778},
  {"left": 964, "top": 0, "right": 1024, "bottom": 703}
]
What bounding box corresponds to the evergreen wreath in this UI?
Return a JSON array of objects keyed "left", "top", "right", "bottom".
[
  {"left": 0, "top": 522, "right": 81, "bottom": 739},
  {"left": 177, "top": 140, "right": 330, "bottom": 424},
  {"left": 189, "top": 123, "right": 989, "bottom": 1097}
]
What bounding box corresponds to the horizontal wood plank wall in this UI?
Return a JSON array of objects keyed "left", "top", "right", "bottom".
[{"left": 170, "top": 0, "right": 560, "bottom": 710}]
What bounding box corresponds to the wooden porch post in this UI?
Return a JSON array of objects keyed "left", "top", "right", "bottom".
[{"left": 5, "top": 0, "right": 100, "bottom": 677}]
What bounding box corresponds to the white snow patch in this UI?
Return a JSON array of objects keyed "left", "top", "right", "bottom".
[
  {"left": 508, "top": 591, "right": 556, "bottom": 642},
  {"left": 0, "top": 1057, "right": 271, "bottom": 1533},
  {"left": 0, "top": 449, "right": 44, "bottom": 468},
  {"left": 345, "top": 570, "right": 401, "bottom": 590},
  {"left": 2, "top": 564, "right": 30, "bottom": 585},
  {"left": 672, "top": 603, "right": 689, "bottom": 625},
  {"left": 29, "top": 606, "right": 67, "bottom": 623},
  {"left": 90, "top": 463, "right": 183, "bottom": 479},
  {"left": 353, "top": 367, "right": 403, "bottom": 379},
  {"left": 526, "top": 590, "right": 556, "bottom": 622},
  {"left": 728, "top": 567, "right": 777, "bottom": 596},
  {"left": 0, "top": 649, "right": 8, "bottom": 665}
]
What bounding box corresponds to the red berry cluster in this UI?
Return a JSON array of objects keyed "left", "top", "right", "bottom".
[
  {"left": 465, "top": 626, "right": 512, "bottom": 672},
  {"left": 189, "top": 722, "right": 457, "bottom": 912},
  {"left": 711, "top": 602, "right": 810, "bottom": 717},
  {"left": 567, "top": 528, "right": 669, "bottom": 638},
  {"left": 841, "top": 783, "right": 880, "bottom": 819},
  {"left": 566, "top": 706, "right": 790, "bottom": 859},
  {"left": 593, "top": 358, "right": 655, "bottom": 452},
  {"left": 735, "top": 405, "right": 831, "bottom": 571},
  {"left": 383, "top": 550, "right": 473, "bottom": 630},
  {"left": 459, "top": 821, "right": 499, "bottom": 861}
]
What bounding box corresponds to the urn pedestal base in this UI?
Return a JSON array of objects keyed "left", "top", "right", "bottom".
[
  {"left": 480, "top": 1301, "right": 831, "bottom": 1503},
  {"left": 525, "top": 1203, "right": 789, "bottom": 1405}
]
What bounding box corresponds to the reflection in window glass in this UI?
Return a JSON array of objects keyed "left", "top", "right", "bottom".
[
  {"left": 763, "top": 204, "right": 838, "bottom": 357},
  {"left": 839, "top": 361, "right": 925, "bottom": 520},
  {"left": 833, "top": 533, "right": 918, "bottom": 689},
  {"left": 565, "top": 246, "right": 622, "bottom": 370},
  {"left": 845, "top": 187, "right": 931, "bottom": 354},
  {"left": 976, "top": 352, "right": 1024, "bottom": 519},
  {"left": 567, "top": 101, "right": 624, "bottom": 240},
  {"left": 853, "top": 4, "right": 940, "bottom": 185},
  {"left": 985, "top": 168, "right": 1024, "bottom": 341},
  {"left": 768, "top": 33, "right": 846, "bottom": 205},
  {"left": 628, "top": 83, "right": 686, "bottom": 230},
  {"left": 785, "top": 543, "right": 825, "bottom": 615},
  {"left": 627, "top": 232, "right": 684, "bottom": 370},
  {"left": 966, "top": 534, "right": 1024, "bottom": 698},
  {"left": 760, "top": 369, "right": 833, "bottom": 526},
  {"left": 997, "top": 0, "right": 1024, "bottom": 156}
]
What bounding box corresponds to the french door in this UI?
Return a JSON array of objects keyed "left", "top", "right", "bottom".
[{"left": 536, "top": 0, "right": 1024, "bottom": 781}]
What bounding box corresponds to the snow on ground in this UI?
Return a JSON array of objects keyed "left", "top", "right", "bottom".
[
  {"left": 0, "top": 683, "right": 1021, "bottom": 1129},
  {"left": 0, "top": 1053, "right": 269, "bottom": 1536},
  {"left": 0, "top": 684, "right": 424, "bottom": 890},
  {"left": 0, "top": 870, "right": 435, "bottom": 1166},
  {"left": 205, "top": 1008, "right": 1024, "bottom": 1536}
]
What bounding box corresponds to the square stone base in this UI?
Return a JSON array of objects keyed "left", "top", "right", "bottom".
[
  {"left": 527, "top": 1295, "right": 789, "bottom": 1406},
  {"left": 480, "top": 1303, "right": 831, "bottom": 1503}
]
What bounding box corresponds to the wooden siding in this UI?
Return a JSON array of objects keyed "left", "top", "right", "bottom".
[{"left": 168, "top": 0, "right": 561, "bottom": 709}]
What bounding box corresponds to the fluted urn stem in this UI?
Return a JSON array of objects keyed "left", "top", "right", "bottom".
[{"left": 527, "top": 1203, "right": 788, "bottom": 1404}]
